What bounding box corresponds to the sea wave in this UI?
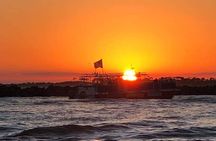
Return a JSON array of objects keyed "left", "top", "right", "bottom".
[
  {"left": 132, "top": 126, "right": 216, "bottom": 140},
  {"left": 1, "top": 96, "right": 216, "bottom": 140},
  {"left": 0, "top": 127, "right": 18, "bottom": 132},
  {"left": 175, "top": 95, "right": 216, "bottom": 104},
  {"left": 33, "top": 99, "right": 72, "bottom": 105},
  {"left": 13, "top": 123, "right": 130, "bottom": 137},
  {"left": 10, "top": 124, "right": 216, "bottom": 140}
]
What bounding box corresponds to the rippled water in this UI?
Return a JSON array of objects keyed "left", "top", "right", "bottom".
[{"left": 0, "top": 96, "right": 216, "bottom": 141}]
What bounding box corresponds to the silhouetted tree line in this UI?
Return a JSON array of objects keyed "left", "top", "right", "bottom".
[
  {"left": 0, "top": 85, "right": 77, "bottom": 97},
  {"left": 179, "top": 86, "right": 216, "bottom": 95}
]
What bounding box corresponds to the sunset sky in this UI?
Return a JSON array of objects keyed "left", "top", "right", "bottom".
[{"left": 0, "top": 0, "right": 216, "bottom": 83}]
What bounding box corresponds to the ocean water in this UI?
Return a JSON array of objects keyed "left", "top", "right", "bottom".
[{"left": 0, "top": 96, "right": 216, "bottom": 141}]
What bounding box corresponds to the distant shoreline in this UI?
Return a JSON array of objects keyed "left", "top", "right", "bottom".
[{"left": 0, "top": 77, "right": 216, "bottom": 97}]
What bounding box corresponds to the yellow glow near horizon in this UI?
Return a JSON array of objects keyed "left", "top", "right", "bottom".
[{"left": 122, "top": 69, "right": 137, "bottom": 81}]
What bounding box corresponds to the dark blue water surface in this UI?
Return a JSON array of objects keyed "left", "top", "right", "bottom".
[{"left": 0, "top": 96, "right": 216, "bottom": 141}]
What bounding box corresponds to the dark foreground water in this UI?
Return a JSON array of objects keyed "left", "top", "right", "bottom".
[{"left": 0, "top": 96, "right": 216, "bottom": 141}]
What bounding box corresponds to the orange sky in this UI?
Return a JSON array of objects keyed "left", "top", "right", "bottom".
[{"left": 0, "top": 0, "right": 216, "bottom": 83}]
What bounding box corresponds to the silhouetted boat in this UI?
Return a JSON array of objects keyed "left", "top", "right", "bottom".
[
  {"left": 69, "top": 76, "right": 178, "bottom": 99},
  {"left": 69, "top": 85, "right": 175, "bottom": 99}
]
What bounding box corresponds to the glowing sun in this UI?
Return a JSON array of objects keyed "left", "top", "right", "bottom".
[{"left": 122, "top": 69, "right": 137, "bottom": 81}]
